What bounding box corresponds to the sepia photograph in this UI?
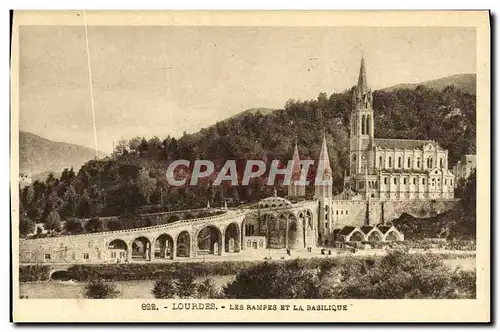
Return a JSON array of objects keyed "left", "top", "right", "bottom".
[{"left": 10, "top": 10, "right": 490, "bottom": 323}]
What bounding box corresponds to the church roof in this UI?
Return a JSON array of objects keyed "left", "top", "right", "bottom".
[
  {"left": 374, "top": 138, "right": 435, "bottom": 150},
  {"left": 360, "top": 225, "right": 374, "bottom": 234},
  {"left": 338, "top": 226, "right": 356, "bottom": 236}
]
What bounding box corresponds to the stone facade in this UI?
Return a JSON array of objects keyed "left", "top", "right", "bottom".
[
  {"left": 452, "top": 154, "right": 476, "bottom": 184},
  {"left": 345, "top": 57, "right": 455, "bottom": 201}
]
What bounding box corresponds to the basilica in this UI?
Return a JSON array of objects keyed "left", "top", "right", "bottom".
[{"left": 290, "top": 57, "right": 455, "bottom": 203}]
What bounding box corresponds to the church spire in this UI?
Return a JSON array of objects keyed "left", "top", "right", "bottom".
[
  {"left": 357, "top": 55, "right": 369, "bottom": 95},
  {"left": 315, "top": 134, "right": 333, "bottom": 199},
  {"left": 288, "top": 140, "right": 305, "bottom": 199},
  {"left": 318, "top": 135, "right": 332, "bottom": 179},
  {"left": 292, "top": 140, "right": 301, "bottom": 179}
]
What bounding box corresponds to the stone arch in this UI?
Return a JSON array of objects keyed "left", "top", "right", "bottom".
[
  {"left": 130, "top": 236, "right": 151, "bottom": 261},
  {"left": 224, "top": 222, "right": 241, "bottom": 253},
  {"left": 176, "top": 231, "right": 191, "bottom": 258},
  {"left": 367, "top": 230, "right": 383, "bottom": 242},
  {"left": 154, "top": 233, "right": 174, "bottom": 259},
  {"left": 196, "top": 225, "right": 223, "bottom": 256},
  {"left": 50, "top": 269, "right": 71, "bottom": 281},
  {"left": 107, "top": 239, "right": 128, "bottom": 262},
  {"left": 385, "top": 230, "right": 402, "bottom": 242},
  {"left": 347, "top": 230, "right": 365, "bottom": 242}
]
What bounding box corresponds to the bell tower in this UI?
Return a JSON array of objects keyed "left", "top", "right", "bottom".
[{"left": 349, "top": 56, "right": 375, "bottom": 185}]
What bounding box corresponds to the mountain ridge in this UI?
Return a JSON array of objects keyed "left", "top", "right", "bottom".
[
  {"left": 379, "top": 73, "right": 475, "bottom": 94},
  {"left": 19, "top": 131, "right": 109, "bottom": 176}
]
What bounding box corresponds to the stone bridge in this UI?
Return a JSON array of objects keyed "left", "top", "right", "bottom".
[{"left": 19, "top": 209, "right": 249, "bottom": 265}]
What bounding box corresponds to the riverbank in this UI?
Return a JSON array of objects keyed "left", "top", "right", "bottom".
[
  {"left": 20, "top": 249, "right": 476, "bottom": 282},
  {"left": 19, "top": 256, "right": 475, "bottom": 299}
]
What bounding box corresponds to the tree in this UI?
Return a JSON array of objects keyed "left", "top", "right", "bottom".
[
  {"left": 64, "top": 219, "right": 83, "bottom": 234},
  {"left": 223, "top": 260, "right": 320, "bottom": 299},
  {"left": 152, "top": 278, "right": 177, "bottom": 299},
  {"left": 107, "top": 219, "right": 124, "bottom": 231},
  {"left": 137, "top": 168, "right": 157, "bottom": 204},
  {"left": 84, "top": 280, "right": 121, "bottom": 299},
  {"left": 175, "top": 272, "right": 197, "bottom": 298},
  {"left": 44, "top": 211, "right": 61, "bottom": 232},
  {"left": 197, "top": 278, "right": 219, "bottom": 299},
  {"left": 19, "top": 215, "right": 35, "bottom": 237},
  {"left": 85, "top": 217, "right": 103, "bottom": 233},
  {"left": 322, "top": 251, "right": 467, "bottom": 299}
]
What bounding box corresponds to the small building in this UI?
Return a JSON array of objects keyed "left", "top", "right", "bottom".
[{"left": 452, "top": 154, "right": 476, "bottom": 184}]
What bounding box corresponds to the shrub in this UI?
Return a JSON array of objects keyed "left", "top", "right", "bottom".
[
  {"left": 175, "top": 272, "right": 198, "bottom": 298},
  {"left": 152, "top": 278, "right": 177, "bottom": 299},
  {"left": 107, "top": 219, "right": 124, "bottom": 231},
  {"left": 84, "top": 280, "right": 121, "bottom": 299},
  {"left": 19, "top": 215, "right": 35, "bottom": 237},
  {"left": 64, "top": 219, "right": 83, "bottom": 234},
  {"left": 223, "top": 260, "right": 320, "bottom": 299},
  {"left": 197, "top": 278, "right": 220, "bottom": 299},
  {"left": 85, "top": 217, "right": 103, "bottom": 233},
  {"left": 167, "top": 215, "right": 181, "bottom": 223}
]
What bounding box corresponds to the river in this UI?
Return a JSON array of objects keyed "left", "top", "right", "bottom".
[{"left": 19, "top": 258, "right": 475, "bottom": 299}]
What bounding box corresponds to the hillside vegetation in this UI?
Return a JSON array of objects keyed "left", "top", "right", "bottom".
[{"left": 19, "top": 84, "right": 476, "bottom": 238}]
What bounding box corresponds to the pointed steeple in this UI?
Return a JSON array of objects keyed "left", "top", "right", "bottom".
[
  {"left": 291, "top": 141, "right": 301, "bottom": 180},
  {"left": 318, "top": 135, "right": 332, "bottom": 180},
  {"left": 357, "top": 55, "right": 369, "bottom": 95}
]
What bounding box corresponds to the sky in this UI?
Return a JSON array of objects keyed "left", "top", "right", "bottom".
[{"left": 19, "top": 26, "right": 476, "bottom": 153}]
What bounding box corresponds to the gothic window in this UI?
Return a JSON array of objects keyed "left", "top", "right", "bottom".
[
  {"left": 440, "top": 158, "right": 443, "bottom": 168},
  {"left": 417, "top": 158, "right": 421, "bottom": 168},
  {"left": 451, "top": 179, "right": 453, "bottom": 186},
  {"left": 403, "top": 177, "right": 407, "bottom": 185},
  {"left": 361, "top": 115, "right": 366, "bottom": 135},
  {"left": 336, "top": 210, "right": 338, "bottom": 215},
  {"left": 427, "top": 157, "right": 433, "bottom": 168},
  {"left": 384, "top": 177, "right": 388, "bottom": 185},
  {"left": 83, "top": 253, "right": 90, "bottom": 259},
  {"left": 352, "top": 154, "right": 357, "bottom": 162},
  {"left": 44, "top": 254, "right": 51, "bottom": 260},
  {"left": 366, "top": 116, "right": 371, "bottom": 136},
  {"left": 346, "top": 210, "right": 349, "bottom": 215},
  {"left": 388, "top": 157, "right": 392, "bottom": 168},
  {"left": 393, "top": 178, "right": 397, "bottom": 185},
  {"left": 379, "top": 156, "right": 383, "bottom": 168},
  {"left": 398, "top": 157, "right": 402, "bottom": 168},
  {"left": 422, "top": 178, "right": 426, "bottom": 185},
  {"left": 413, "top": 177, "right": 416, "bottom": 185},
  {"left": 444, "top": 179, "right": 447, "bottom": 185},
  {"left": 407, "top": 157, "right": 411, "bottom": 168},
  {"left": 341, "top": 210, "right": 344, "bottom": 215}
]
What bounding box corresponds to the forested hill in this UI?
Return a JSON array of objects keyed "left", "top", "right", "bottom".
[{"left": 19, "top": 84, "right": 476, "bottom": 228}]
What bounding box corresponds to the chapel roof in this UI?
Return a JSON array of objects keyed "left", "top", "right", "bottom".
[{"left": 374, "top": 138, "right": 436, "bottom": 150}]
